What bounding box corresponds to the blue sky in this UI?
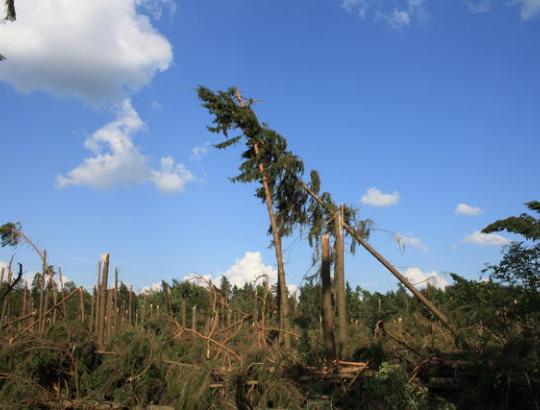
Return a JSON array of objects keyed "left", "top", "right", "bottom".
[{"left": 0, "top": 0, "right": 539, "bottom": 292}]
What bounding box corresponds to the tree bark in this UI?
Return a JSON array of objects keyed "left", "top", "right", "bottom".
[
  {"left": 301, "top": 181, "right": 453, "bottom": 333},
  {"left": 334, "top": 206, "right": 348, "bottom": 357},
  {"left": 98, "top": 254, "right": 109, "bottom": 347},
  {"left": 235, "top": 89, "right": 290, "bottom": 348},
  {"left": 321, "top": 235, "right": 337, "bottom": 361}
]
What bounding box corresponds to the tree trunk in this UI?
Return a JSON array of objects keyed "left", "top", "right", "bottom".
[
  {"left": 334, "top": 206, "right": 348, "bottom": 357},
  {"left": 235, "top": 89, "right": 290, "bottom": 348},
  {"left": 301, "top": 181, "right": 453, "bottom": 333},
  {"left": 98, "top": 254, "right": 109, "bottom": 347},
  {"left": 321, "top": 235, "right": 337, "bottom": 361},
  {"left": 254, "top": 143, "right": 290, "bottom": 348},
  {"left": 38, "top": 251, "right": 47, "bottom": 333}
]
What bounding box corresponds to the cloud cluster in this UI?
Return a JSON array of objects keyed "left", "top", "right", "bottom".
[
  {"left": 0, "top": 0, "right": 173, "bottom": 103},
  {"left": 464, "top": 0, "right": 491, "bottom": 14},
  {"left": 341, "top": 0, "right": 540, "bottom": 27},
  {"left": 455, "top": 203, "right": 483, "bottom": 216},
  {"left": 342, "top": 0, "right": 426, "bottom": 30},
  {"left": 361, "top": 187, "right": 400, "bottom": 207},
  {"left": 57, "top": 99, "right": 194, "bottom": 193},
  {"left": 180, "top": 252, "right": 278, "bottom": 290},
  {"left": 403, "top": 267, "right": 448, "bottom": 289},
  {"left": 464, "top": 231, "right": 510, "bottom": 246},
  {"left": 219, "top": 252, "right": 278, "bottom": 288}
]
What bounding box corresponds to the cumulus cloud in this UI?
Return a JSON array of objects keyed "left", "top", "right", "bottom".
[
  {"left": 361, "top": 187, "right": 400, "bottom": 207},
  {"left": 403, "top": 267, "right": 448, "bottom": 289},
  {"left": 455, "top": 203, "right": 483, "bottom": 216},
  {"left": 57, "top": 99, "right": 194, "bottom": 193},
  {"left": 181, "top": 252, "right": 279, "bottom": 290},
  {"left": 0, "top": 0, "right": 173, "bottom": 103},
  {"left": 464, "top": 231, "right": 510, "bottom": 246},
  {"left": 219, "top": 252, "right": 278, "bottom": 288},
  {"left": 139, "top": 282, "right": 162, "bottom": 294},
  {"left": 395, "top": 234, "right": 428, "bottom": 253},
  {"left": 342, "top": 0, "right": 425, "bottom": 29}
]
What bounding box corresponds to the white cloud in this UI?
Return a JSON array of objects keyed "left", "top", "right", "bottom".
[
  {"left": 136, "top": 0, "right": 176, "bottom": 20},
  {"left": 464, "top": 230, "right": 510, "bottom": 246},
  {"left": 382, "top": 9, "right": 411, "bottom": 30},
  {"left": 183, "top": 273, "right": 214, "bottom": 287},
  {"left": 342, "top": 0, "right": 540, "bottom": 24},
  {"left": 191, "top": 144, "right": 210, "bottom": 161},
  {"left": 181, "top": 252, "right": 279, "bottom": 290},
  {"left": 219, "top": 252, "right": 278, "bottom": 288},
  {"left": 513, "top": 0, "right": 540, "bottom": 20},
  {"left": 464, "top": 0, "right": 491, "bottom": 13},
  {"left": 361, "top": 187, "right": 400, "bottom": 207},
  {"left": 455, "top": 203, "right": 483, "bottom": 216},
  {"left": 342, "top": 0, "right": 425, "bottom": 29},
  {"left": 0, "top": 0, "right": 173, "bottom": 104},
  {"left": 152, "top": 157, "right": 194, "bottom": 193},
  {"left": 403, "top": 267, "right": 448, "bottom": 289},
  {"left": 139, "top": 282, "right": 162, "bottom": 294},
  {"left": 395, "top": 234, "right": 428, "bottom": 253},
  {"left": 57, "top": 99, "right": 194, "bottom": 193}
]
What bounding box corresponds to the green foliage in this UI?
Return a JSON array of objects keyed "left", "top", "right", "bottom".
[
  {"left": 305, "top": 170, "right": 372, "bottom": 255},
  {"left": 198, "top": 86, "right": 309, "bottom": 239},
  {"left": 361, "top": 362, "right": 430, "bottom": 409},
  {"left": 482, "top": 200, "right": 540, "bottom": 241},
  {"left": 0, "top": 222, "right": 21, "bottom": 247}
]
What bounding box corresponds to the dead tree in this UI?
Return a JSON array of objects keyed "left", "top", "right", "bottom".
[
  {"left": 321, "top": 235, "right": 337, "bottom": 361},
  {"left": 334, "top": 206, "right": 348, "bottom": 357}
]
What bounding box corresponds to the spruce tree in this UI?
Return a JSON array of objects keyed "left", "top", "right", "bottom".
[{"left": 197, "top": 86, "right": 308, "bottom": 347}]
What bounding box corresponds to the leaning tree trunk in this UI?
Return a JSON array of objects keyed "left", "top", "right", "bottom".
[
  {"left": 321, "top": 235, "right": 337, "bottom": 361},
  {"left": 334, "top": 206, "right": 348, "bottom": 357},
  {"left": 235, "top": 89, "right": 290, "bottom": 348},
  {"left": 255, "top": 149, "right": 290, "bottom": 349}
]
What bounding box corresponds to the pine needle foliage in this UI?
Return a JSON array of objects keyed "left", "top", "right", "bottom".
[
  {"left": 306, "top": 170, "right": 372, "bottom": 254},
  {"left": 0, "top": 222, "right": 21, "bottom": 247},
  {"left": 197, "top": 86, "right": 308, "bottom": 238},
  {"left": 482, "top": 200, "right": 540, "bottom": 241}
]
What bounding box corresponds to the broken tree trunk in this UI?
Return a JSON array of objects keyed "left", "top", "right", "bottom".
[
  {"left": 321, "top": 235, "right": 337, "bottom": 361},
  {"left": 334, "top": 205, "right": 348, "bottom": 358},
  {"left": 301, "top": 181, "right": 453, "bottom": 334},
  {"left": 97, "top": 254, "right": 110, "bottom": 347}
]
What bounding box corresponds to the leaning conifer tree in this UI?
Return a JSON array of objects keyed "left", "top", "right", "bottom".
[{"left": 197, "top": 86, "right": 308, "bottom": 347}]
